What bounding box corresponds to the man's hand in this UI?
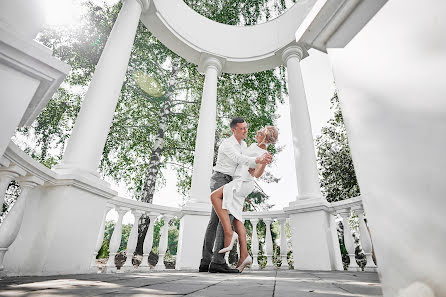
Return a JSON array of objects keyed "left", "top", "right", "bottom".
[
  {"left": 248, "top": 168, "right": 255, "bottom": 177},
  {"left": 255, "top": 152, "right": 272, "bottom": 165}
]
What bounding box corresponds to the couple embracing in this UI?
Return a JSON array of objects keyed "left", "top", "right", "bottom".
[{"left": 199, "top": 117, "right": 278, "bottom": 273}]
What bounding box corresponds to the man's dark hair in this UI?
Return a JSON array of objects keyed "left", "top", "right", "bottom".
[{"left": 230, "top": 117, "right": 245, "bottom": 129}]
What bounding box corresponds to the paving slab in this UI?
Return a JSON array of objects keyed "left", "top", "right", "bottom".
[{"left": 0, "top": 270, "right": 382, "bottom": 297}]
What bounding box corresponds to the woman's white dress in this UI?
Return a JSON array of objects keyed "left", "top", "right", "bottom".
[{"left": 222, "top": 143, "right": 266, "bottom": 221}]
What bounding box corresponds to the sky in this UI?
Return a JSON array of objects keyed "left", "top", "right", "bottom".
[{"left": 40, "top": 0, "right": 336, "bottom": 221}]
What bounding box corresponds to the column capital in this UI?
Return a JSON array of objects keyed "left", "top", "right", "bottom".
[
  {"left": 337, "top": 208, "right": 351, "bottom": 218},
  {"left": 263, "top": 217, "right": 273, "bottom": 224},
  {"left": 115, "top": 207, "right": 129, "bottom": 216},
  {"left": 146, "top": 211, "right": 160, "bottom": 219},
  {"left": 278, "top": 217, "right": 287, "bottom": 224},
  {"left": 131, "top": 209, "right": 145, "bottom": 218},
  {"left": 0, "top": 165, "right": 27, "bottom": 178},
  {"left": 281, "top": 45, "right": 308, "bottom": 64},
  {"left": 198, "top": 54, "right": 225, "bottom": 75},
  {"left": 16, "top": 175, "right": 44, "bottom": 189}
]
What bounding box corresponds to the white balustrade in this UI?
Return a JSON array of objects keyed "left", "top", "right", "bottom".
[
  {"left": 0, "top": 140, "right": 375, "bottom": 275},
  {"left": 155, "top": 215, "right": 172, "bottom": 270},
  {"left": 278, "top": 218, "right": 289, "bottom": 269},
  {"left": 139, "top": 212, "right": 158, "bottom": 272},
  {"left": 339, "top": 209, "right": 360, "bottom": 271},
  {"left": 250, "top": 218, "right": 260, "bottom": 270},
  {"left": 122, "top": 209, "right": 144, "bottom": 271},
  {"left": 0, "top": 175, "right": 43, "bottom": 270},
  {"left": 90, "top": 204, "right": 113, "bottom": 272},
  {"left": 355, "top": 207, "right": 377, "bottom": 272},
  {"left": 105, "top": 207, "right": 128, "bottom": 273},
  {"left": 264, "top": 218, "right": 274, "bottom": 269}
]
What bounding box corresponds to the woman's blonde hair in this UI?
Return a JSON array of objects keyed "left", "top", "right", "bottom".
[{"left": 263, "top": 126, "right": 279, "bottom": 144}]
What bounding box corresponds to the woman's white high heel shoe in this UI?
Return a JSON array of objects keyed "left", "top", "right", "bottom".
[
  {"left": 218, "top": 232, "right": 238, "bottom": 254},
  {"left": 236, "top": 255, "right": 252, "bottom": 273}
]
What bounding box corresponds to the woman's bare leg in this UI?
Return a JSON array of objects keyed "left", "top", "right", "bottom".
[
  {"left": 210, "top": 186, "right": 233, "bottom": 247},
  {"left": 233, "top": 219, "right": 249, "bottom": 267}
]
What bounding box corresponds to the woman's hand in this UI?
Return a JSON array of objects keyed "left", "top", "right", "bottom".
[{"left": 248, "top": 168, "right": 255, "bottom": 177}]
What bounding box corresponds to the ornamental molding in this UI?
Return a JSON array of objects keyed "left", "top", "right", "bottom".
[{"left": 281, "top": 44, "right": 308, "bottom": 64}]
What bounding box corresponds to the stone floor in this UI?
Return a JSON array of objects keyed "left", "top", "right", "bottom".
[{"left": 0, "top": 270, "right": 382, "bottom": 297}]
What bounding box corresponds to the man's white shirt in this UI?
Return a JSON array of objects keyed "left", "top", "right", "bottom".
[{"left": 213, "top": 135, "right": 257, "bottom": 177}]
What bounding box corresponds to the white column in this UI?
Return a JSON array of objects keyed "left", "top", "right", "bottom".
[
  {"left": 355, "top": 207, "right": 377, "bottom": 272},
  {"left": 175, "top": 55, "right": 224, "bottom": 269},
  {"left": 139, "top": 212, "right": 158, "bottom": 271},
  {"left": 0, "top": 165, "right": 26, "bottom": 208},
  {"left": 122, "top": 209, "right": 144, "bottom": 271},
  {"left": 90, "top": 204, "right": 113, "bottom": 272},
  {"left": 249, "top": 219, "right": 259, "bottom": 270},
  {"left": 339, "top": 209, "right": 359, "bottom": 271},
  {"left": 55, "top": 0, "right": 149, "bottom": 178},
  {"left": 0, "top": 175, "right": 43, "bottom": 270},
  {"left": 278, "top": 218, "right": 289, "bottom": 269},
  {"left": 187, "top": 56, "right": 224, "bottom": 208},
  {"left": 105, "top": 208, "right": 127, "bottom": 273},
  {"left": 155, "top": 215, "right": 172, "bottom": 270},
  {"left": 264, "top": 218, "right": 274, "bottom": 269},
  {"left": 282, "top": 45, "right": 322, "bottom": 202}
]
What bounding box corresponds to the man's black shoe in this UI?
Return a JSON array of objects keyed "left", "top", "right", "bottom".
[
  {"left": 199, "top": 261, "right": 210, "bottom": 272},
  {"left": 208, "top": 262, "right": 239, "bottom": 273}
]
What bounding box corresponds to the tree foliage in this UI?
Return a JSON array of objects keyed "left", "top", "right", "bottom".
[{"left": 315, "top": 92, "right": 360, "bottom": 202}]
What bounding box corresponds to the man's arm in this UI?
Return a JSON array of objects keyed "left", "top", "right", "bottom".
[
  {"left": 223, "top": 142, "right": 272, "bottom": 168},
  {"left": 223, "top": 141, "right": 257, "bottom": 167}
]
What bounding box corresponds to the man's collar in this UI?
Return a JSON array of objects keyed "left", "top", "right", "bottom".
[{"left": 230, "top": 134, "right": 242, "bottom": 145}]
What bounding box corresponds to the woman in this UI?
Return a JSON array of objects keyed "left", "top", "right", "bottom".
[{"left": 210, "top": 126, "right": 278, "bottom": 272}]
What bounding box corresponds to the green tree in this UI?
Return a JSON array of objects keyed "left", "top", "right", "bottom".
[{"left": 315, "top": 92, "right": 360, "bottom": 202}]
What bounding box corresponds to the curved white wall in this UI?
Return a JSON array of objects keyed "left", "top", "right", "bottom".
[{"left": 141, "top": 0, "right": 317, "bottom": 73}]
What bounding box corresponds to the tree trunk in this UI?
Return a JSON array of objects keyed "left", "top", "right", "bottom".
[{"left": 135, "top": 59, "right": 180, "bottom": 255}]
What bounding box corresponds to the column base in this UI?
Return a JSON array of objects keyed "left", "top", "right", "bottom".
[
  {"left": 136, "top": 265, "right": 152, "bottom": 273},
  {"left": 2, "top": 183, "right": 113, "bottom": 276},
  {"left": 288, "top": 195, "right": 325, "bottom": 208},
  {"left": 155, "top": 259, "right": 166, "bottom": 271},
  {"left": 176, "top": 208, "right": 211, "bottom": 270},
  {"left": 285, "top": 200, "right": 343, "bottom": 271},
  {"left": 251, "top": 257, "right": 260, "bottom": 270},
  {"left": 53, "top": 163, "right": 102, "bottom": 181}
]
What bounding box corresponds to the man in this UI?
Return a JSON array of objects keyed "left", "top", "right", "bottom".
[{"left": 199, "top": 117, "right": 272, "bottom": 273}]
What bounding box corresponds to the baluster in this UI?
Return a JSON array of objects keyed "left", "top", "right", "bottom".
[
  {"left": 104, "top": 207, "right": 127, "bottom": 273},
  {"left": 139, "top": 212, "right": 158, "bottom": 272},
  {"left": 0, "top": 164, "right": 26, "bottom": 209},
  {"left": 330, "top": 213, "right": 344, "bottom": 271},
  {"left": 250, "top": 219, "right": 259, "bottom": 270},
  {"left": 264, "top": 218, "right": 274, "bottom": 269},
  {"left": 355, "top": 206, "right": 377, "bottom": 271},
  {"left": 155, "top": 215, "right": 172, "bottom": 270},
  {"left": 90, "top": 204, "right": 113, "bottom": 272},
  {"left": 0, "top": 175, "right": 43, "bottom": 270},
  {"left": 339, "top": 209, "right": 360, "bottom": 271},
  {"left": 278, "top": 218, "right": 289, "bottom": 269},
  {"left": 122, "top": 209, "right": 144, "bottom": 272}
]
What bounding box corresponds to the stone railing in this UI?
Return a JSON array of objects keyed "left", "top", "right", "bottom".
[
  {"left": 331, "top": 196, "right": 378, "bottom": 272},
  {"left": 0, "top": 142, "right": 376, "bottom": 274},
  {"left": 95, "top": 197, "right": 181, "bottom": 273}
]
